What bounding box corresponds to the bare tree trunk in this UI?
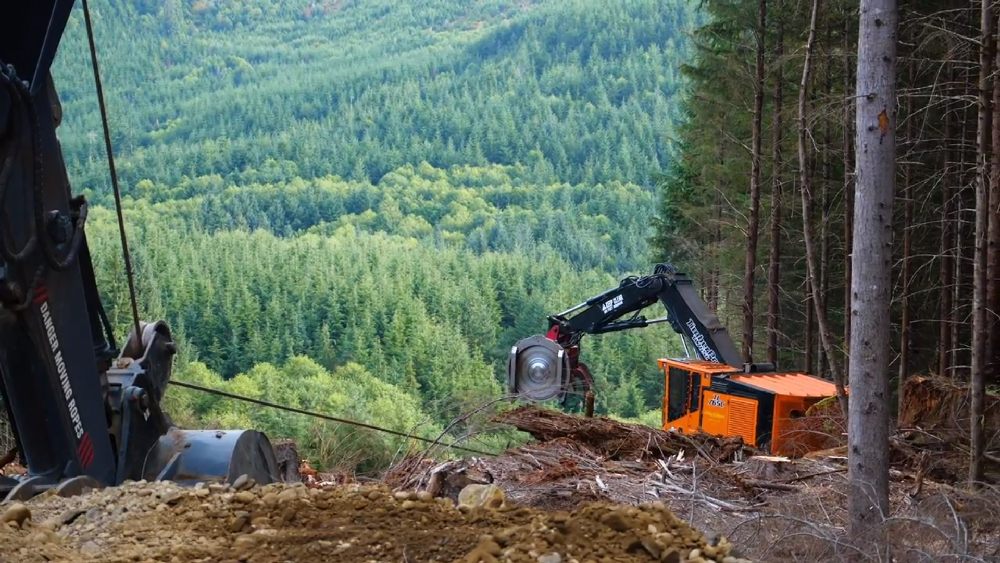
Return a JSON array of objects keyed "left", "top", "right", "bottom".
[
  {"left": 799, "top": 0, "right": 847, "bottom": 416},
  {"left": 843, "top": 8, "right": 855, "bottom": 361},
  {"left": 955, "top": 138, "right": 966, "bottom": 375},
  {"left": 743, "top": 0, "right": 768, "bottom": 364},
  {"left": 899, "top": 55, "right": 915, "bottom": 420},
  {"left": 767, "top": 3, "right": 785, "bottom": 366},
  {"left": 806, "top": 241, "right": 815, "bottom": 372},
  {"left": 820, "top": 24, "right": 833, "bottom": 378},
  {"left": 971, "top": 0, "right": 994, "bottom": 486},
  {"left": 848, "top": 0, "right": 896, "bottom": 542},
  {"left": 940, "top": 40, "right": 956, "bottom": 378},
  {"left": 711, "top": 144, "right": 724, "bottom": 312},
  {"left": 991, "top": 12, "right": 1000, "bottom": 386},
  {"left": 711, "top": 195, "right": 721, "bottom": 310}
]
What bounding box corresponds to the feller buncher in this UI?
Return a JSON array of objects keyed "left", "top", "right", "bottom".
[{"left": 507, "top": 263, "right": 843, "bottom": 457}]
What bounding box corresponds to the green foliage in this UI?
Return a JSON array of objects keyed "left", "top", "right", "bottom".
[
  {"left": 83, "top": 188, "right": 683, "bottom": 467},
  {"left": 103, "top": 162, "right": 655, "bottom": 272},
  {"left": 32, "top": 0, "right": 702, "bottom": 472},
  {"left": 606, "top": 408, "right": 664, "bottom": 429},
  {"left": 51, "top": 0, "right": 695, "bottom": 196},
  {"left": 162, "top": 357, "right": 444, "bottom": 471}
]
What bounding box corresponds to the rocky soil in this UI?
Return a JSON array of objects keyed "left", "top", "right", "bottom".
[{"left": 0, "top": 479, "right": 754, "bottom": 563}]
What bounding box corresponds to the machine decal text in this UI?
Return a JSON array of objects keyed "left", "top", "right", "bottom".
[
  {"left": 685, "top": 319, "right": 720, "bottom": 363},
  {"left": 709, "top": 394, "right": 725, "bottom": 408},
  {"left": 40, "top": 301, "right": 84, "bottom": 439},
  {"left": 601, "top": 295, "right": 624, "bottom": 314}
]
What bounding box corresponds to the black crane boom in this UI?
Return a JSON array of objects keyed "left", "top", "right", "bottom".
[{"left": 506, "top": 263, "right": 776, "bottom": 413}]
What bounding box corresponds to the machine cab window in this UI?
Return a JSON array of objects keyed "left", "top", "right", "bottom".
[{"left": 667, "top": 366, "right": 700, "bottom": 421}]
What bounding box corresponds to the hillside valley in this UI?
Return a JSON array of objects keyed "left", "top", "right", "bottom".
[{"left": 28, "top": 0, "right": 699, "bottom": 470}]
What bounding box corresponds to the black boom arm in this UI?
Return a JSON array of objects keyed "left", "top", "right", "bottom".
[
  {"left": 0, "top": 0, "right": 120, "bottom": 485},
  {"left": 546, "top": 263, "right": 746, "bottom": 370},
  {"left": 0, "top": 2, "right": 279, "bottom": 501}
]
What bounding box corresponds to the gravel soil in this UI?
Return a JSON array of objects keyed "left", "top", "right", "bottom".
[{"left": 0, "top": 480, "right": 753, "bottom": 563}]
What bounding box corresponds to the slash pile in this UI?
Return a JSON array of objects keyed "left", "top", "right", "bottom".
[
  {"left": 386, "top": 406, "right": 756, "bottom": 511},
  {"left": 0, "top": 478, "right": 754, "bottom": 563},
  {"left": 495, "top": 406, "right": 753, "bottom": 463}
]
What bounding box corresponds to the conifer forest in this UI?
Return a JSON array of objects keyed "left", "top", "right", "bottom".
[{"left": 4, "top": 0, "right": 1000, "bottom": 550}]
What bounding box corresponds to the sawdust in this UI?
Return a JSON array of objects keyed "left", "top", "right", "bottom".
[{"left": 0, "top": 480, "right": 753, "bottom": 563}]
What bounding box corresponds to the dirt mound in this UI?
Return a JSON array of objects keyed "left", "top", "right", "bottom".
[
  {"left": 0, "top": 480, "right": 753, "bottom": 563},
  {"left": 495, "top": 406, "right": 752, "bottom": 463}
]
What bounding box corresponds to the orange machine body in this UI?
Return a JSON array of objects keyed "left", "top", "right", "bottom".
[{"left": 659, "top": 358, "right": 842, "bottom": 457}]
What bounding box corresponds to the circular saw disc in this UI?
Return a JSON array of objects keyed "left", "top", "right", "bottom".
[{"left": 507, "top": 335, "right": 570, "bottom": 402}]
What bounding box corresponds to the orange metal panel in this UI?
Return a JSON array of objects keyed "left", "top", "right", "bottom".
[
  {"left": 771, "top": 395, "right": 837, "bottom": 457},
  {"left": 700, "top": 392, "right": 729, "bottom": 437},
  {"left": 658, "top": 357, "right": 739, "bottom": 375},
  {"left": 726, "top": 396, "right": 758, "bottom": 446},
  {"left": 729, "top": 372, "right": 843, "bottom": 398}
]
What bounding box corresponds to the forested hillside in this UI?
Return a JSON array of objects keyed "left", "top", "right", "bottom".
[
  {"left": 19, "top": 0, "right": 700, "bottom": 470},
  {"left": 53, "top": 0, "right": 695, "bottom": 196}
]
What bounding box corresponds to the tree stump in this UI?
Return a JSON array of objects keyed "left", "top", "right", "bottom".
[
  {"left": 743, "top": 455, "right": 793, "bottom": 481},
  {"left": 273, "top": 440, "right": 301, "bottom": 483}
]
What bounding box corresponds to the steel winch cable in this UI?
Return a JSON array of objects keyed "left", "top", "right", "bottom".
[
  {"left": 168, "top": 379, "right": 498, "bottom": 457},
  {"left": 83, "top": 0, "right": 142, "bottom": 343}
]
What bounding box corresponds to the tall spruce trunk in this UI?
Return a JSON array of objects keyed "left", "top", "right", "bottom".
[
  {"left": 991, "top": 12, "right": 1000, "bottom": 386},
  {"left": 843, "top": 8, "right": 855, "bottom": 361},
  {"left": 848, "top": 0, "right": 896, "bottom": 541},
  {"left": 798, "top": 0, "right": 847, "bottom": 417},
  {"left": 767, "top": 3, "right": 785, "bottom": 366},
  {"left": 940, "top": 40, "right": 956, "bottom": 378},
  {"left": 820, "top": 24, "right": 833, "bottom": 378},
  {"left": 743, "top": 0, "right": 768, "bottom": 364},
  {"left": 971, "top": 0, "right": 994, "bottom": 485},
  {"left": 711, "top": 142, "right": 725, "bottom": 312},
  {"left": 899, "top": 55, "right": 915, "bottom": 419}
]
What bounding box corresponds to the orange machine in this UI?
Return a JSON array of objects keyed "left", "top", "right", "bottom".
[
  {"left": 660, "top": 357, "right": 841, "bottom": 457},
  {"left": 506, "top": 263, "right": 843, "bottom": 458}
]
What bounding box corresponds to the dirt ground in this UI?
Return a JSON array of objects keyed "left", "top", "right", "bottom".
[
  {"left": 5, "top": 395, "right": 1000, "bottom": 563},
  {"left": 0, "top": 479, "right": 751, "bottom": 563}
]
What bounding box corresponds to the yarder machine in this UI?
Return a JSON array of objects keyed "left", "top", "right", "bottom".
[
  {"left": 0, "top": 2, "right": 279, "bottom": 503},
  {"left": 507, "top": 263, "right": 843, "bottom": 457}
]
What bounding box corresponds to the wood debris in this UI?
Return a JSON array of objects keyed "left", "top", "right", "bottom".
[{"left": 494, "top": 405, "right": 755, "bottom": 463}]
